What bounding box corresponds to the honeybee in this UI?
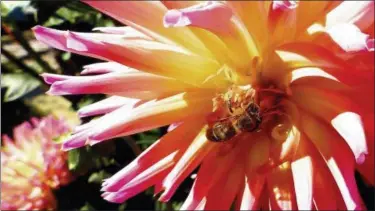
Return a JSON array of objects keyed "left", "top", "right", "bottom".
[{"left": 206, "top": 101, "right": 262, "bottom": 142}]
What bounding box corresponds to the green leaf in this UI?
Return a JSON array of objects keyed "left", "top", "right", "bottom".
[
  {"left": 55, "top": 7, "right": 82, "bottom": 23},
  {"left": 68, "top": 148, "right": 81, "bottom": 171},
  {"left": 118, "top": 203, "right": 127, "bottom": 211},
  {"left": 1, "top": 73, "right": 42, "bottom": 102},
  {"left": 172, "top": 202, "right": 183, "bottom": 210},
  {"left": 43, "top": 16, "right": 64, "bottom": 27},
  {"left": 68, "top": 146, "right": 98, "bottom": 175},
  {"left": 52, "top": 132, "right": 71, "bottom": 144},
  {"left": 80, "top": 202, "right": 96, "bottom": 211},
  {"left": 61, "top": 52, "right": 71, "bottom": 61},
  {"left": 67, "top": 143, "right": 116, "bottom": 175},
  {"left": 88, "top": 170, "right": 111, "bottom": 184}
]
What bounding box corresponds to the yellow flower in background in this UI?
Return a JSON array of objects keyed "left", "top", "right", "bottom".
[
  {"left": 1, "top": 116, "right": 73, "bottom": 210},
  {"left": 26, "top": 94, "right": 81, "bottom": 128},
  {"left": 33, "top": 1, "right": 374, "bottom": 210}
]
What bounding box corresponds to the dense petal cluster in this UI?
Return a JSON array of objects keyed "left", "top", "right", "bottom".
[
  {"left": 1, "top": 116, "right": 73, "bottom": 210},
  {"left": 33, "top": 1, "right": 374, "bottom": 210}
]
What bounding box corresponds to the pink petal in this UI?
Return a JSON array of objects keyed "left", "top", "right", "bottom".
[
  {"left": 299, "top": 134, "right": 346, "bottom": 210},
  {"left": 33, "top": 26, "right": 133, "bottom": 64},
  {"left": 88, "top": 92, "right": 213, "bottom": 143},
  {"left": 179, "top": 136, "right": 246, "bottom": 209},
  {"left": 301, "top": 113, "right": 366, "bottom": 210},
  {"left": 293, "top": 1, "right": 331, "bottom": 35},
  {"left": 46, "top": 72, "right": 190, "bottom": 98},
  {"left": 272, "top": 0, "right": 298, "bottom": 10},
  {"left": 1, "top": 135, "right": 19, "bottom": 154},
  {"left": 81, "top": 62, "right": 139, "bottom": 75},
  {"left": 73, "top": 119, "right": 99, "bottom": 134},
  {"left": 61, "top": 129, "right": 91, "bottom": 151},
  {"left": 276, "top": 42, "right": 349, "bottom": 70},
  {"left": 162, "top": 0, "right": 231, "bottom": 64},
  {"left": 331, "top": 112, "right": 368, "bottom": 164},
  {"left": 326, "top": 23, "right": 372, "bottom": 52},
  {"left": 163, "top": 2, "right": 233, "bottom": 34},
  {"left": 291, "top": 156, "right": 313, "bottom": 210},
  {"left": 355, "top": 109, "right": 374, "bottom": 185},
  {"left": 226, "top": 2, "right": 269, "bottom": 54},
  {"left": 103, "top": 152, "right": 176, "bottom": 203},
  {"left": 366, "top": 38, "right": 374, "bottom": 51},
  {"left": 239, "top": 175, "right": 265, "bottom": 210},
  {"left": 167, "top": 122, "right": 182, "bottom": 132},
  {"left": 61, "top": 101, "right": 145, "bottom": 150},
  {"left": 277, "top": 43, "right": 369, "bottom": 86},
  {"left": 290, "top": 86, "right": 360, "bottom": 126},
  {"left": 102, "top": 120, "right": 204, "bottom": 192},
  {"left": 258, "top": 126, "right": 301, "bottom": 173},
  {"left": 290, "top": 67, "right": 339, "bottom": 83},
  {"left": 163, "top": 1, "right": 260, "bottom": 72},
  {"left": 77, "top": 96, "right": 138, "bottom": 118},
  {"left": 83, "top": 1, "right": 213, "bottom": 58},
  {"left": 41, "top": 73, "right": 72, "bottom": 84},
  {"left": 159, "top": 128, "right": 216, "bottom": 202},
  {"left": 240, "top": 134, "right": 270, "bottom": 210},
  {"left": 326, "top": 1, "right": 374, "bottom": 32},
  {"left": 33, "top": 26, "right": 220, "bottom": 85},
  {"left": 93, "top": 26, "right": 153, "bottom": 41},
  {"left": 268, "top": 0, "right": 298, "bottom": 46},
  {"left": 267, "top": 163, "right": 298, "bottom": 210},
  {"left": 204, "top": 162, "right": 244, "bottom": 210}
]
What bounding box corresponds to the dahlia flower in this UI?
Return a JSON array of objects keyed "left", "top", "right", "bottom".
[
  {"left": 33, "top": 1, "right": 374, "bottom": 210},
  {"left": 1, "top": 116, "right": 73, "bottom": 210}
]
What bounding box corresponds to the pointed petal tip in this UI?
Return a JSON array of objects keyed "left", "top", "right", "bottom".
[
  {"left": 103, "top": 193, "right": 126, "bottom": 204},
  {"left": 101, "top": 192, "right": 111, "bottom": 198},
  {"left": 47, "top": 83, "right": 72, "bottom": 95},
  {"left": 163, "top": 9, "right": 189, "bottom": 28},
  {"left": 356, "top": 152, "right": 367, "bottom": 165},
  {"left": 61, "top": 138, "right": 87, "bottom": 151},
  {"left": 157, "top": 188, "right": 173, "bottom": 203},
  {"left": 100, "top": 186, "right": 108, "bottom": 192},
  {"left": 88, "top": 139, "right": 103, "bottom": 146},
  {"left": 77, "top": 110, "right": 89, "bottom": 118},
  {"left": 31, "top": 25, "right": 44, "bottom": 34},
  {"left": 40, "top": 73, "right": 51, "bottom": 84},
  {"left": 366, "top": 38, "right": 374, "bottom": 51},
  {"left": 272, "top": 0, "right": 298, "bottom": 10},
  {"left": 158, "top": 195, "right": 170, "bottom": 203},
  {"left": 32, "top": 25, "right": 68, "bottom": 50},
  {"left": 45, "top": 89, "right": 55, "bottom": 96},
  {"left": 40, "top": 73, "right": 69, "bottom": 84},
  {"left": 65, "top": 31, "right": 90, "bottom": 52},
  {"left": 61, "top": 143, "right": 75, "bottom": 151}
]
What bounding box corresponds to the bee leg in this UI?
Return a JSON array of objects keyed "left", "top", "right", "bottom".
[{"left": 226, "top": 99, "right": 234, "bottom": 113}]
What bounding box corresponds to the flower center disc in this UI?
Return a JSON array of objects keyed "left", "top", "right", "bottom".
[{"left": 206, "top": 83, "right": 292, "bottom": 143}]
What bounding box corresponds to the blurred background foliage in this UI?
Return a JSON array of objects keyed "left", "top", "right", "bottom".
[
  {"left": 1, "top": 1, "right": 193, "bottom": 210},
  {"left": 0, "top": 1, "right": 373, "bottom": 211}
]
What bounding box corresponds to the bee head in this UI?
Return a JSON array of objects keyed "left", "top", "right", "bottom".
[{"left": 246, "top": 102, "right": 260, "bottom": 116}]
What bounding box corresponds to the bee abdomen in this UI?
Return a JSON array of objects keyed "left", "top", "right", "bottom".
[
  {"left": 235, "top": 115, "right": 257, "bottom": 132},
  {"left": 206, "top": 122, "right": 236, "bottom": 142}
]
